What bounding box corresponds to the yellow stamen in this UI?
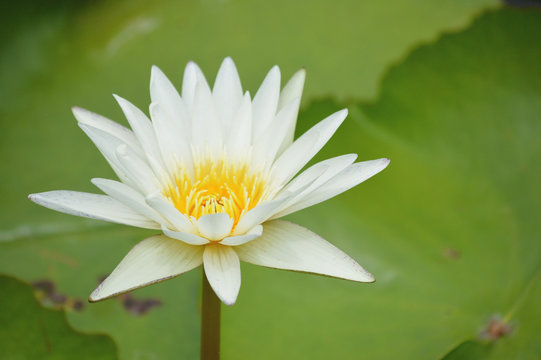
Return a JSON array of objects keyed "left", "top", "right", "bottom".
[{"left": 163, "top": 156, "right": 269, "bottom": 226}]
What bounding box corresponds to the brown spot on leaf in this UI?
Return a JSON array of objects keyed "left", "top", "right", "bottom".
[
  {"left": 443, "top": 247, "right": 461, "bottom": 260},
  {"left": 479, "top": 316, "right": 513, "bottom": 341}
]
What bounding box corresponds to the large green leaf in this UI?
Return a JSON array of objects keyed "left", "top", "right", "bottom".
[
  {"left": 222, "top": 7, "right": 541, "bottom": 360},
  {"left": 0, "top": 275, "right": 117, "bottom": 359},
  {"left": 1, "top": 3, "right": 540, "bottom": 360}
]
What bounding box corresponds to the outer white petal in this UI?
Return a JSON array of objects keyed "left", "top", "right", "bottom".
[
  {"left": 182, "top": 61, "right": 210, "bottom": 114},
  {"left": 276, "top": 68, "right": 306, "bottom": 154},
  {"left": 280, "top": 154, "right": 357, "bottom": 194},
  {"left": 213, "top": 57, "right": 243, "bottom": 128},
  {"left": 145, "top": 192, "right": 196, "bottom": 233},
  {"left": 28, "top": 191, "right": 160, "bottom": 229},
  {"left": 274, "top": 158, "right": 390, "bottom": 218},
  {"left": 113, "top": 94, "right": 167, "bottom": 176},
  {"left": 220, "top": 225, "right": 263, "bottom": 246},
  {"left": 150, "top": 65, "right": 191, "bottom": 136},
  {"left": 252, "top": 98, "right": 301, "bottom": 168},
  {"left": 236, "top": 220, "right": 374, "bottom": 282},
  {"left": 72, "top": 107, "right": 143, "bottom": 157},
  {"left": 149, "top": 102, "right": 193, "bottom": 177},
  {"left": 197, "top": 213, "right": 234, "bottom": 241},
  {"left": 78, "top": 124, "right": 137, "bottom": 188},
  {"left": 271, "top": 154, "right": 357, "bottom": 218},
  {"left": 271, "top": 109, "right": 348, "bottom": 187},
  {"left": 251, "top": 66, "right": 280, "bottom": 141},
  {"left": 91, "top": 178, "right": 167, "bottom": 225},
  {"left": 116, "top": 145, "right": 162, "bottom": 195},
  {"left": 90, "top": 235, "right": 203, "bottom": 301},
  {"left": 226, "top": 91, "right": 252, "bottom": 157},
  {"left": 203, "top": 245, "right": 241, "bottom": 305},
  {"left": 191, "top": 81, "right": 222, "bottom": 151},
  {"left": 162, "top": 225, "right": 210, "bottom": 245}
]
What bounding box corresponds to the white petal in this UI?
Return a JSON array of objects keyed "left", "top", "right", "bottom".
[
  {"left": 114, "top": 94, "right": 167, "bottom": 175},
  {"left": 91, "top": 178, "right": 167, "bottom": 225},
  {"left": 226, "top": 91, "right": 252, "bottom": 157},
  {"left": 182, "top": 61, "right": 210, "bottom": 114},
  {"left": 78, "top": 124, "right": 137, "bottom": 188},
  {"left": 197, "top": 213, "right": 234, "bottom": 241},
  {"left": 28, "top": 191, "right": 160, "bottom": 229},
  {"left": 149, "top": 102, "right": 193, "bottom": 177},
  {"left": 271, "top": 154, "right": 357, "bottom": 218},
  {"left": 145, "top": 192, "right": 196, "bottom": 233},
  {"left": 251, "top": 66, "right": 280, "bottom": 141},
  {"left": 275, "top": 158, "right": 390, "bottom": 218},
  {"left": 162, "top": 225, "right": 210, "bottom": 245},
  {"left": 281, "top": 154, "right": 357, "bottom": 194},
  {"left": 72, "top": 107, "right": 143, "bottom": 157},
  {"left": 116, "top": 144, "right": 162, "bottom": 194},
  {"left": 90, "top": 235, "right": 203, "bottom": 301},
  {"left": 236, "top": 220, "right": 374, "bottom": 282},
  {"left": 191, "top": 80, "right": 221, "bottom": 151},
  {"left": 220, "top": 225, "right": 262, "bottom": 246},
  {"left": 271, "top": 109, "right": 348, "bottom": 187},
  {"left": 278, "top": 68, "right": 306, "bottom": 111},
  {"left": 252, "top": 97, "right": 301, "bottom": 168},
  {"left": 203, "top": 245, "right": 241, "bottom": 305},
  {"left": 233, "top": 196, "right": 291, "bottom": 235},
  {"left": 276, "top": 68, "right": 306, "bottom": 154},
  {"left": 150, "top": 66, "right": 190, "bottom": 136},
  {"left": 213, "top": 57, "right": 243, "bottom": 128}
]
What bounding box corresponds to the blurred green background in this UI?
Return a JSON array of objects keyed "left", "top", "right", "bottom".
[{"left": 1, "top": 0, "right": 540, "bottom": 359}]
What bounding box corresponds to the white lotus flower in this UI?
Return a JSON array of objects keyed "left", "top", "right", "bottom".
[{"left": 29, "top": 58, "right": 389, "bottom": 305}]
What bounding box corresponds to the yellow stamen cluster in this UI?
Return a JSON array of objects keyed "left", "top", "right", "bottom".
[{"left": 164, "top": 156, "right": 269, "bottom": 225}]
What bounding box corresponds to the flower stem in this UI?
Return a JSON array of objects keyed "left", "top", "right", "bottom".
[{"left": 201, "top": 270, "right": 220, "bottom": 360}]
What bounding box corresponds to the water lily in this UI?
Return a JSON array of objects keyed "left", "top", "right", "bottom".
[{"left": 29, "top": 58, "right": 389, "bottom": 305}]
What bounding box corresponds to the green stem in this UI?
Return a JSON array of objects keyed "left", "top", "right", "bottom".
[{"left": 201, "top": 270, "right": 220, "bottom": 360}]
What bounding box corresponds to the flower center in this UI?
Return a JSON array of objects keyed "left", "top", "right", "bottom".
[{"left": 163, "top": 156, "right": 270, "bottom": 225}]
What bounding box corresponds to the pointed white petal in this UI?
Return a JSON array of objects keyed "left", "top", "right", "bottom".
[
  {"left": 278, "top": 68, "right": 306, "bottom": 111},
  {"left": 252, "top": 97, "right": 301, "bottom": 168},
  {"left": 213, "top": 57, "right": 243, "bottom": 128},
  {"left": 90, "top": 235, "right": 203, "bottom": 301},
  {"left": 116, "top": 144, "right": 162, "bottom": 195},
  {"left": 78, "top": 124, "right": 137, "bottom": 188},
  {"left": 91, "top": 178, "right": 166, "bottom": 225},
  {"left": 275, "top": 158, "right": 390, "bottom": 218},
  {"left": 236, "top": 220, "right": 374, "bottom": 282},
  {"left": 277, "top": 68, "right": 305, "bottom": 154},
  {"left": 162, "top": 225, "right": 210, "bottom": 245},
  {"left": 149, "top": 102, "right": 193, "bottom": 177},
  {"left": 271, "top": 109, "right": 348, "bottom": 187},
  {"left": 72, "top": 107, "right": 143, "bottom": 157},
  {"left": 145, "top": 192, "right": 196, "bottom": 233},
  {"left": 281, "top": 154, "right": 357, "bottom": 194},
  {"left": 197, "top": 213, "right": 234, "bottom": 241},
  {"left": 150, "top": 66, "right": 190, "bottom": 135},
  {"left": 29, "top": 191, "right": 160, "bottom": 229},
  {"left": 114, "top": 94, "right": 167, "bottom": 175},
  {"left": 226, "top": 91, "right": 252, "bottom": 156},
  {"left": 220, "top": 225, "right": 262, "bottom": 246},
  {"left": 182, "top": 61, "right": 210, "bottom": 114},
  {"left": 252, "top": 66, "right": 280, "bottom": 141},
  {"left": 203, "top": 245, "right": 241, "bottom": 305},
  {"left": 233, "top": 196, "right": 291, "bottom": 235},
  {"left": 271, "top": 154, "right": 357, "bottom": 218},
  {"left": 191, "top": 81, "right": 221, "bottom": 150}
]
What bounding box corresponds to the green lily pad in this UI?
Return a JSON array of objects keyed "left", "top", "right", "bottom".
[
  {"left": 222, "top": 7, "right": 541, "bottom": 360},
  {"left": 1, "top": 3, "right": 540, "bottom": 360},
  {"left": 0, "top": 275, "right": 117, "bottom": 359}
]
